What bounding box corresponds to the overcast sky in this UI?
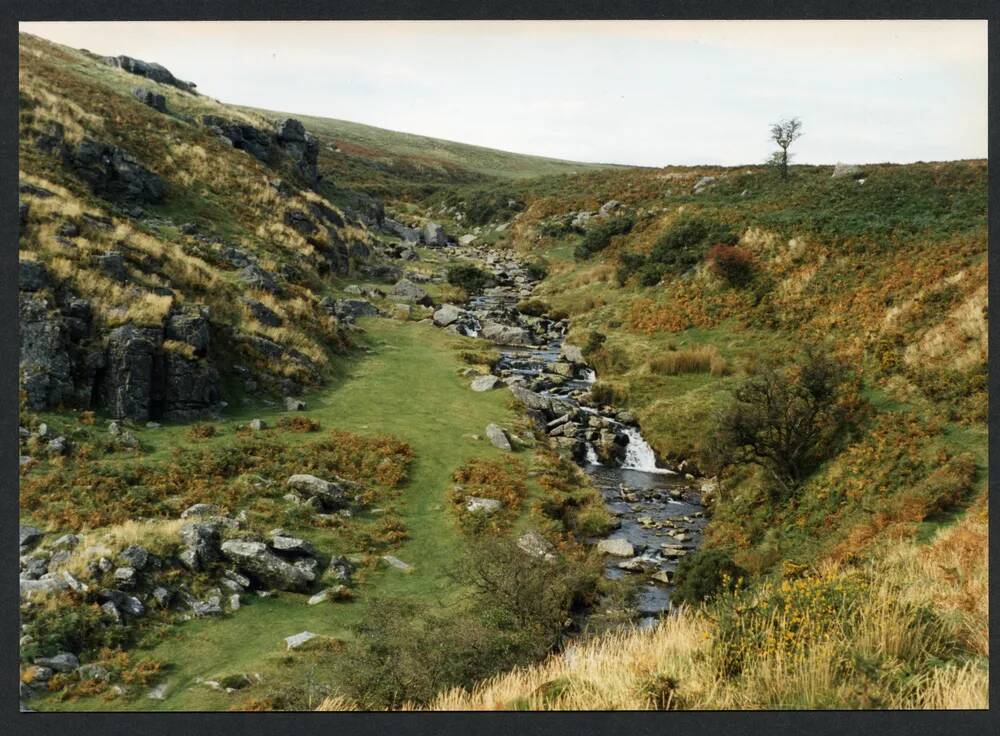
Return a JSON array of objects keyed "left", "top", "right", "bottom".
[{"left": 21, "top": 20, "right": 988, "bottom": 167}]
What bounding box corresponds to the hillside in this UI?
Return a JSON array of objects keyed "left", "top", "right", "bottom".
[
  {"left": 18, "top": 30, "right": 988, "bottom": 714},
  {"left": 244, "top": 106, "right": 620, "bottom": 183}
]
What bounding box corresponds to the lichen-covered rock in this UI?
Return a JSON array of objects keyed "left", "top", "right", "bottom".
[{"left": 220, "top": 540, "right": 314, "bottom": 592}]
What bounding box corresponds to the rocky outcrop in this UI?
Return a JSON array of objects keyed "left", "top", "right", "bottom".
[
  {"left": 65, "top": 139, "right": 164, "bottom": 204},
  {"left": 132, "top": 87, "right": 166, "bottom": 113},
  {"left": 275, "top": 118, "right": 320, "bottom": 186},
  {"left": 103, "top": 55, "right": 196, "bottom": 92},
  {"left": 201, "top": 115, "right": 319, "bottom": 187},
  {"left": 220, "top": 540, "right": 314, "bottom": 592},
  {"left": 19, "top": 293, "right": 76, "bottom": 410},
  {"left": 101, "top": 324, "right": 163, "bottom": 421}
]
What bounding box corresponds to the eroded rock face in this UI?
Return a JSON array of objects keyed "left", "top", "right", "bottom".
[
  {"left": 20, "top": 293, "right": 75, "bottom": 410},
  {"left": 102, "top": 324, "right": 163, "bottom": 421},
  {"left": 162, "top": 351, "right": 221, "bottom": 421},
  {"left": 66, "top": 139, "right": 165, "bottom": 203}
]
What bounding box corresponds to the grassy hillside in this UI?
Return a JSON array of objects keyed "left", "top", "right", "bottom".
[{"left": 245, "top": 106, "right": 619, "bottom": 186}]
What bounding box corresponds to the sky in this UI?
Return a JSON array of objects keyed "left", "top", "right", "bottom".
[{"left": 20, "top": 20, "right": 988, "bottom": 167}]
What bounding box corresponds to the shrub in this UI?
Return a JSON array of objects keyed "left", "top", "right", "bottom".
[
  {"left": 276, "top": 416, "right": 321, "bottom": 432},
  {"left": 574, "top": 215, "right": 635, "bottom": 260},
  {"left": 707, "top": 244, "right": 755, "bottom": 287},
  {"left": 524, "top": 261, "right": 549, "bottom": 281},
  {"left": 616, "top": 252, "right": 647, "bottom": 285},
  {"left": 583, "top": 330, "right": 606, "bottom": 356},
  {"left": 649, "top": 217, "right": 738, "bottom": 275},
  {"left": 516, "top": 298, "right": 551, "bottom": 317},
  {"left": 186, "top": 423, "right": 218, "bottom": 440},
  {"left": 671, "top": 549, "right": 746, "bottom": 607},
  {"left": 710, "top": 347, "right": 864, "bottom": 499},
  {"left": 447, "top": 264, "right": 494, "bottom": 295}
]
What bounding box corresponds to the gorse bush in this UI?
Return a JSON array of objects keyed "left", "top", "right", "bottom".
[
  {"left": 649, "top": 217, "right": 738, "bottom": 274},
  {"left": 447, "top": 263, "right": 494, "bottom": 295},
  {"left": 340, "top": 537, "right": 598, "bottom": 708},
  {"left": 574, "top": 215, "right": 635, "bottom": 260},
  {"left": 671, "top": 549, "right": 746, "bottom": 606},
  {"left": 616, "top": 216, "right": 739, "bottom": 285}
]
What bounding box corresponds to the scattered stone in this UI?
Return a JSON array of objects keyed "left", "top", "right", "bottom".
[
  {"left": 270, "top": 534, "right": 317, "bottom": 557},
  {"left": 485, "top": 423, "right": 512, "bottom": 451},
  {"left": 118, "top": 545, "right": 149, "bottom": 570},
  {"left": 181, "top": 503, "right": 221, "bottom": 519},
  {"left": 432, "top": 304, "right": 465, "bottom": 327},
  {"left": 132, "top": 87, "right": 167, "bottom": 112},
  {"left": 470, "top": 374, "right": 499, "bottom": 392},
  {"left": 34, "top": 652, "right": 79, "bottom": 673},
  {"left": 465, "top": 497, "right": 503, "bottom": 515},
  {"left": 248, "top": 418, "right": 266, "bottom": 431},
  {"left": 147, "top": 683, "right": 169, "bottom": 700},
  {"left": 19, "top": 525, "right": 44, "bottom": 550},
  {"left": 517, "top": 530, "right": 555, "bottom": 560},
  {"left": 307, "top": 586, "right": 346, "bottom": 605},
  {"left": 283, "top": 397, "right": 307, "bottom": 412},
  {"left": 831, "top": 162, "right": 864, "bottom": 179},
  {"left": 381, "top": 555, "right": 413, "bottom": 572},
  {"left": 284, "top": 631, "right": 317, "bottom": 650}
]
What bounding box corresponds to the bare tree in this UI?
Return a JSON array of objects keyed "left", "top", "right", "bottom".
[{"left": 769, "top": 117, "right": 803, "bottom": 180}]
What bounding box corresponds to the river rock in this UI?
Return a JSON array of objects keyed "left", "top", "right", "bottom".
[
  {"left": 597, "top": 538, "right": 635, "bottom": 557},
  {"left": 480, "top": 322, "right": 531, "bottom": 346},
  {"left": 433, "top": 304, "right": 465, "bottom": 327},
  {"left": 560, "top": 343, "right": 587, "bottom": 365},
  {"left": 509, "top": 384, "right": 551, "bottom": 412}
]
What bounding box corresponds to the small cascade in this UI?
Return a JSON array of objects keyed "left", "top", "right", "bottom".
[
  {"left": 582, "top": 368, "right": 597, "bottom": 383},
  {"left": 584, "top": 442, "right": 601, "bottom": 466},
  {"left": 621, "top": 427, "right": 675, "bottom": 475}
]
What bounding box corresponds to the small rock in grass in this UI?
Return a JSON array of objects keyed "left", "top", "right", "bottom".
[{"left": 284, "top": 631, "right": 317, "bottom": 650}]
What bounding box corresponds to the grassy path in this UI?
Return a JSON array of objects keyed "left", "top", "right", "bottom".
[{"left": 40, "top": 318, "right": 515, "bottom": 711}]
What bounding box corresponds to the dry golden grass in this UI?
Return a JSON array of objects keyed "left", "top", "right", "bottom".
[
  {"left": 318, "top": 507, "right": 988, "bottom": 712},
  {"left": 48, "top": 519, "right": 186, "bottom": 578},
  {"left": 648, "top": 345, "right": 727, "bottom": 376}
]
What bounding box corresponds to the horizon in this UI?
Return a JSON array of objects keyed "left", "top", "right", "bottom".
[{"left": 20, "top": 20, "right": 988, "bottom": 167}]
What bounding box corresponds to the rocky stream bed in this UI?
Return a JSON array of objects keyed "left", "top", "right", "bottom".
[{"left": 430, "top": 244, "right": 707, "bottom": 621}]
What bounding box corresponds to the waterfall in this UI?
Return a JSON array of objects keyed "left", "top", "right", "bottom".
[
  {"left": 582, "top": 368, "right": 597, "bottom": 383},
  {"left": 584, "top": 442, "right": 601, "bottom": 465},
  {"left": 621, "top": 427, "right": 674, "bottom": 474}
]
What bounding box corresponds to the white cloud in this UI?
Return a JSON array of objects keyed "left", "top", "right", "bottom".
[{"left": 20, "top": 20, "right": 987, "bottom": 166}]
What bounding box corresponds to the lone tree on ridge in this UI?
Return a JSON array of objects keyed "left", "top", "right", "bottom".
[{"left": 769, "top": 117, "right": 803, "bottom": 180}]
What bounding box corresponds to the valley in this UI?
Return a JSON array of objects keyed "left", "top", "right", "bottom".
[{"left": 17, "top": 31, "right": 988, "bottom": 712}]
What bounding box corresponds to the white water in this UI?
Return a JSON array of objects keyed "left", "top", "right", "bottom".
[
  {"left": 584, "top": 442, "right": 601, "bottom": 465},
  {"left": 582, "top": 368, "right": 597, "bottom": 384},
  {"left": 621, "top": 427, "right": 675, "bottom": 474}
]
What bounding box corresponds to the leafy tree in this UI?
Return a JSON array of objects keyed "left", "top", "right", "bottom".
[
  {"left": 710, "top": 347, "right": 863, "bottom": 500},
  {"left": 769, "top": 117, "right": 803, "bottom": 181}
]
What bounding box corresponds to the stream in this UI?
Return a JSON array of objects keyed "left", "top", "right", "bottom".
[{"left": 433, "top": 245, "right": 706, "bottom": 622}]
